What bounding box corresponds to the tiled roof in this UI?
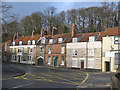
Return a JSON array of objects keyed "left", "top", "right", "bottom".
[
  {"left": 15, "top": 35, "right": 41, "bottom": 45},
  {"left": 8, "top": 27, "right": 120, "bottom": 46},
  {"left": 97, "top": 27, "right": 120, "bottom": 41},
  {"left": 2, "top": 40, "right": 12, "bottom": 45}
]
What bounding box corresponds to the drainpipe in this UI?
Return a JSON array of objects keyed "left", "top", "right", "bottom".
[
  {"left": 36, "top": 45, "right": 37, "bottom": 65},
  {"left": 101, "top": 41, "right": 102, "bottom": 71},
  {"left": 86, "top": 42, "right": 88, "bottom": 69},
  {"left": 43, "top": 44, "right": 46, "bottom": 66}
]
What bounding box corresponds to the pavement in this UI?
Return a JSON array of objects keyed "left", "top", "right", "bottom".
[{"left": 2, "top": 62, "right": 112, "bottom": 90}]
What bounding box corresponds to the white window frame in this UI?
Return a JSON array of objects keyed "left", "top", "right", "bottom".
[
  {"left": 13, "top": 42, "right": 15, "bottom": 46},
  {"left": 48, "top": 56, "right": 51, "bottom": 65},
  {"left": 48, "top": 46, "right": 51, "bottom": 54},
  {"left": 41, "top": 39, "right": 45, "bottom": 44},
  {"left": 28, "top": 55, "right": 32, "bottom": 61},
  {"left": 114, "top": 36, "right": 120, "bottom": 44},
  {"left": 12, "top": 48, "right": 15, "bottom": 53},
  {"left": 32, "top": 40, "right": 36, "bottom": 45},
  {"left": 61, "top": 46, "right": 65, "bottom": 54},
  {"left": 88, "top": 49, "right": 94, "bottom": 56},
  {"left": 18, "top": 48, "right": 22, "bottom": 53},
  {"left": 19, "top": 41, "right": 22, "bottom": 45},
  {"left": 73, "top": 50, "right": 77, "bottom": 56},
  {"left": 61, "top": 56, "right": 64, "bottom": 65},
  {"left": 49, "top": 39, "right": 53, "bottom": 44},
  {"left": 12, "top": 54, "right": 16, "bottom": 60},
  {"left": 115, "top": 53, "right": 119, "bottom": 65},
  {"left": 58, "top": 38, "right": 63, "bottom": 43},
  {"left": 30, "top": 48, "right": 32, "bottom": 53},
  {"left": 87, "top": 58, "right": 94, "bottom": 68},
  {"left": 72, "top": 38, "right": 78, "bottom": 43},
  {"left": 89, "top": 36, "right": 95, "bottom": 42},
  {"left": 72, "top": 58, "right": 77, "bottom": 67},
  {"left": 24, "top": 47, "right": 27, "bottom": 53},
  {"left": 28, "top": 40, "right": 31, "bottom": 45},
  {"left": 40, "top": 46, "right": 43, "bottom": 53}
]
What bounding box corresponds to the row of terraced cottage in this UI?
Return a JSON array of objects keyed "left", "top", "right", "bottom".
[{"left": 2, "top": 25, "right": 120, "bottom": 72}]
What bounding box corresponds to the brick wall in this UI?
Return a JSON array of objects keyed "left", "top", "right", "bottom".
[{"left": 45, "top": 43, "right": 66, "bottom": 67}]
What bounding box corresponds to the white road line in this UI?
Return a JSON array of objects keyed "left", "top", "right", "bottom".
[{"left": 10, "top": 82, "right": 36, "bottom": 89}]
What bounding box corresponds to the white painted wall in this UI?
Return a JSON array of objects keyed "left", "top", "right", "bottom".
[
  {"left": 66, "top": 42, "right": 87, "bottom": 49},
  {"left": 10, "top": 45, "right": 36, "bottom": 48},
  {"left": 88, "top": 41, "right": 102, "bottom": 49}
]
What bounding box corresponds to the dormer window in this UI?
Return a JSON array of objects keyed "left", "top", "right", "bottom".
[
  {"left": 41, "top": 37, "right": 46, "bottom": 44},
  {"left": 89, "top": 36, "right": 95, "bottom": 42},
  {"left": 58, "top": 38, "right": 63, "bottom": 43},
  {"left": 32, "top": 40, "right": 36, "bottom": 45},
  {"left": 49, "top": 39, "right": 53, "bottom": 44},
  {"left": 28, "top": 40, "right": 31, "bottom": 45},
  {"left": 72, "top": 38, "right": 78, "bottom": 43},
  {"left": 19, "top": 41, "right": 22, "bottom": 45},
  {"left": 13, "top": 42, "right": 15, "bottom": 46}
]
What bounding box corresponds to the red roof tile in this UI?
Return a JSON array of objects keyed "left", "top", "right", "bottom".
[{"left": 10, "top": 27, "right": 120, "bottom": 45}]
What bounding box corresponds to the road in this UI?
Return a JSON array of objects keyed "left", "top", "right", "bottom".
[{"left": 2, "top": 62, "right": 112, "bottom": 90}]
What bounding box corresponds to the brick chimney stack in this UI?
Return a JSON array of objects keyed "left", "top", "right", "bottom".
[
  {"left": 13, "top": 34, "right": 16, "bottom": 42},
  {"left": 71, "top": 24, "right": 77, "bottom": 37},
  {"left": 52, "top": 27, "right": 57, "bottom": 38},
  {"left": 44, "top": 28, "right": 48, "bottom": 35},
  {"left": 32, "top": 30, "right": 35, "bottom": 37},
  {"left": 17, "top": 32, "right": 18, "bottom": 39},
  {"left": 41, "top": 28, "right": 44, "bottom": 37}
]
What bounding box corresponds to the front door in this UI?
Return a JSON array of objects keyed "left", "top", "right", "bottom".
[
  {"left": 53, "top": 56, "right": 58, "bottom": 67},
  {"left": 81, "top": 61, "right": 84, "bottom": 69},
  {"left": 38, "top": 58, "right": 43, "bottom": 65},
  {"left": 18, "top": 56, "right": 21, "bottom": 62},
  {"left": 106, "top": 62, "right": 110, "bottom": 72},
  {"left": 55, "top": 57, "right": 58, "bottom": 67}
]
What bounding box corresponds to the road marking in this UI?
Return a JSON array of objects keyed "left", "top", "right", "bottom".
[
  {"left": 78, "top": 72, "right": 89, "bottom": 85},
  {"left": 2, "top": 73, "right": 28, "bottom": 80},
  {"left": 10, "top": 82, "right": 36, "bottom": 89},
  {"left": 39, "top": 73, "right": 80, "bottom": 85},
  {"left": 2, "top": 72, "right": 88, "bottom": 86}
]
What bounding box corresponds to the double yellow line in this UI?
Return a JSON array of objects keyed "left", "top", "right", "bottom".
[
  {"left": 2, "top": 73, "right": 28, "bottom": 80},
  {"left": 2, "top": 72, "right": 89, "bottom": 86}
]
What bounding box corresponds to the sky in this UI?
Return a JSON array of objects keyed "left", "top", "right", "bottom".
[{"left": 2, "top": 2, "right": 116, "bottom": 21}]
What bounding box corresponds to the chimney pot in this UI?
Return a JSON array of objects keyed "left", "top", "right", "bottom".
[
  {"left": 32, "top": 30, "right": 34, "bottom": 37},
  {"left": 41, "top": 28, "right": 43, "bottom": 37},
  {"left": 71, "top": 24, "right": 77, "bottom": 37},
  {"left": 52, "top": 27, "right": 57, "bottom": 38}
]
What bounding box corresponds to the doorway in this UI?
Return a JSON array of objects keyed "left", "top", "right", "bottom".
[
  {"left": 105, "top": 62, "right": 110, "bottom": 72},
  {"left": 53, "top": 56, "right": 58, "bottom": 67},
  {"left": 81, "top": 60, "right": 84, "bottom": 69},
  {"left": 18, "top": 56, "right": 21, "bottom": 63},
  {"left": 38, "top": 58, "right": 44, "bottom": 65}
]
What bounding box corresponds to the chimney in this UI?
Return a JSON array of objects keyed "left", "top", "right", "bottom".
[
  {"left": 41, "top": 28, "right": 44, "bottom": 37},
  {"left": 44, "top": 28, "right": 48, "bottom": 35},
  {"left": 32, "top": 30, "right": 35, "bottom": 37},
  {"left": 13, "top": 34, "right": 16, "bottom": 42},
  {"left": 71, "top": 24, "right": 77, "bottom": 37},
  {"left": 17, "top": 32, "right": 18, "bottom": 39},
  {"left": 52, "top": 27, "right": 57, "bottom": 38},
  {"left": 22, "top": 34, "right": 24, "bottom": 37}
]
